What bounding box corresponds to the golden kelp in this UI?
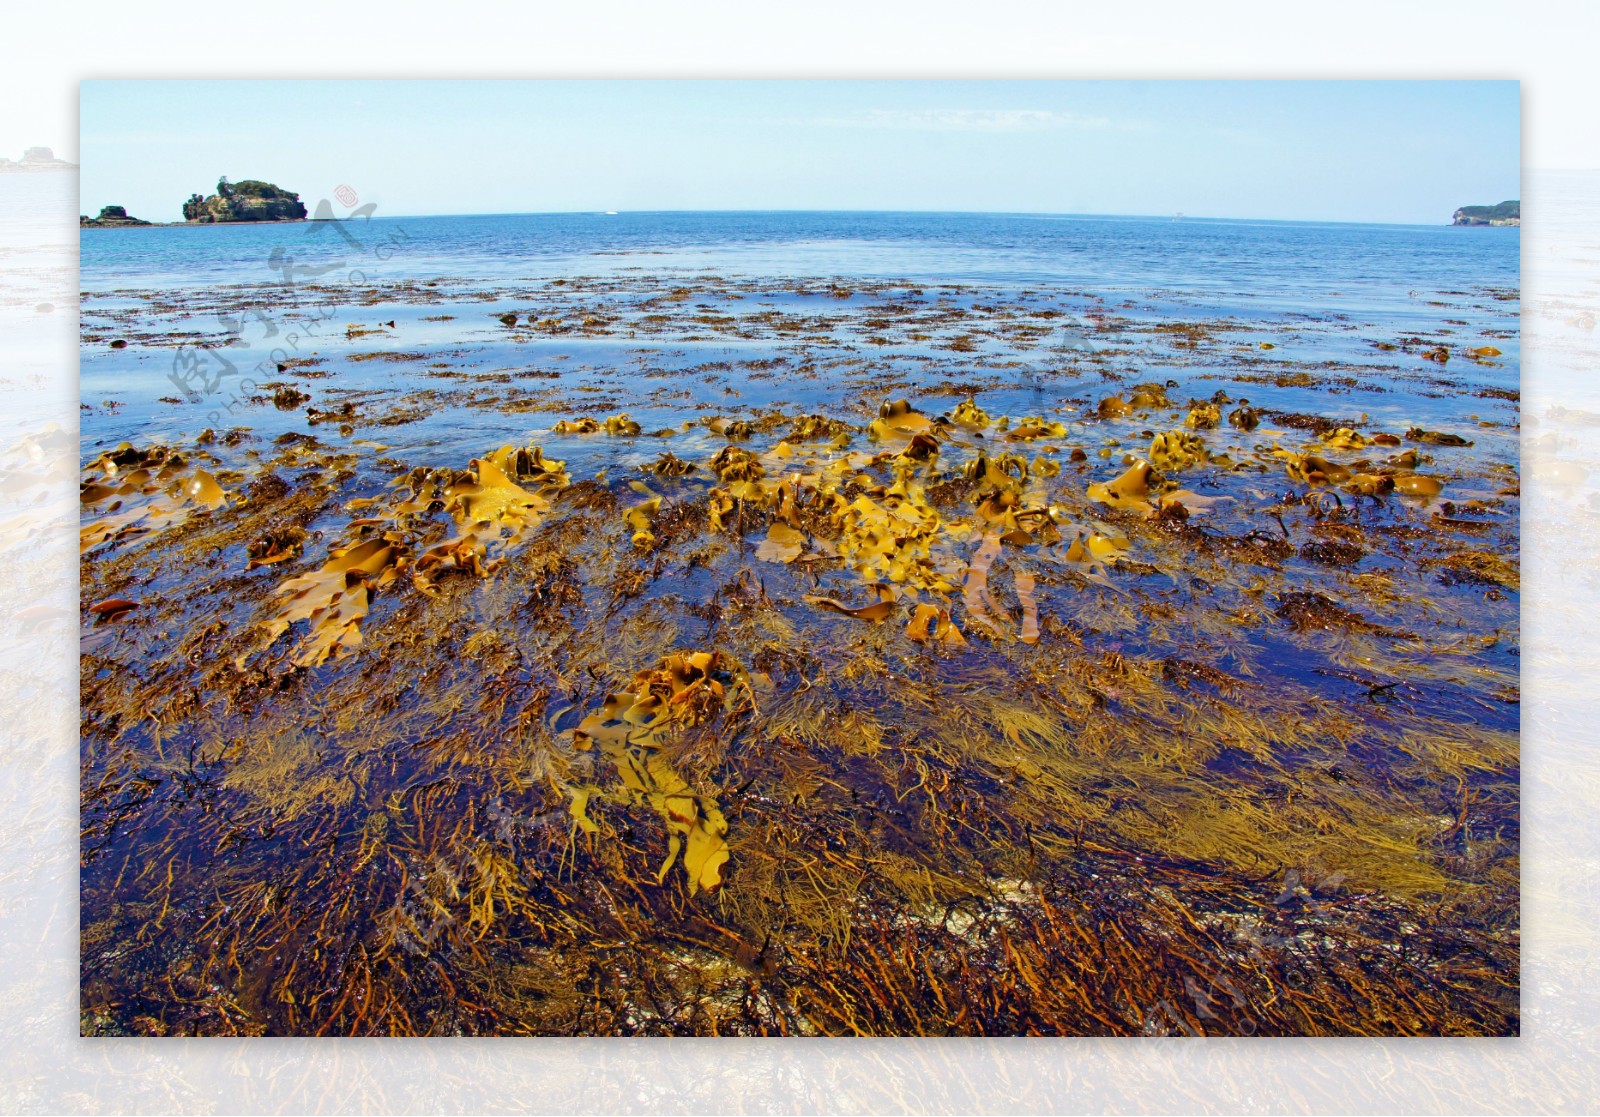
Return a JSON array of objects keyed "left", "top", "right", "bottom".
[
  {"left": 831, "top": 488, "right": 962, "bottom": 592},
  {"left": 869, "top": 399, "right": 935, "bottom": 440},
  {"left": 445, "top": 457, "right": 554, "bottom": 538},
  {"left": 790, "top": 414, "right": 857, "bottom": 442},
  {"left": 569, "top": 651, "right": 747, "bottom": 895},
  {"left": 905, "top": 601, "right": 967, "bottom": 646},
  {"left": 708, "top": 416, "right": 754, "bottom": 440},
  {"left": 1394, "top": 474, "right": 1444, "bottom": 498},
  {"left": 79, "top": 444, "right": 231, "bottom": 553},
  {"left": 1320, "top": 427, "right": 1369, "bottom": 451},
  {"left": 260, "top": 537, "right": 405, "bottom": 667},
  {"left": 253, "top": 444, "right": 569, "bottom": 656},
  {"left": 950, "top": 397, "right": 992, "bottom": 430},
  {"left": 1058, "top": 526, "right": 1130, "bottom": 587},
  {"left": 1087, "top": 460, "right": 1159, "bottom": 517},
  {"left": 806, "top": 593, "right": 896, "bottom": 621},
  {"left": 1228, "top": 405, "right": 1261, "bottom": 430},
  {"left": 1006, "top": 417, "right": 1068, "bottom": 441},
  {"left": 625, "top": 496, "right": 662, "bottom": 549},
  {"left": 80, "top": 357, "right": 1521, "bottom": 1040},
  {"left": 411, "top": 533, "right": 487, "bottom": 595},
  {"left": 1149, "top": 430, "right": 1208, "bottom": 472},
  {"left": 1273, "top": 448, "right": 1353, "bottom": 485},
  {"left": 1128, "top": 385, "right": 1172, "bottom": 409},
  {"left": 756, "top": 522, "right": 807, "bottom": 563},
  {"left": 553, "top": 414, "right": 642, "bottom": 436}
]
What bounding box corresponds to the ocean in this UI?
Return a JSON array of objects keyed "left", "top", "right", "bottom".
[{"left": 80, "top": 209, "right": 1520, "bottom": 466}]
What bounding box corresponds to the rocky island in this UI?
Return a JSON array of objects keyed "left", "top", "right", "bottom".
[
  {"left": 182, "top": 176, "right": 308, "bottom": 223},
  {"left": 0, "top": 146, "right": 78, "bottom": 173},
  {"left": 80, "top": 205, "right": 152, "bottom": 228},
  {"left": 1452, "top": 200, "right": 1520, "bottom": 227}
]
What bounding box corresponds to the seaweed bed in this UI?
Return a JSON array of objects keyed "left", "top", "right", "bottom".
[{"left": 80, "top": 274, "right": 1520, "bottom": 1036}]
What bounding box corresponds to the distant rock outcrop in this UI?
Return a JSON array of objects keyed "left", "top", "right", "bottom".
[
  {"left": 182, "top": 177, "right": 308, "bottom": 223},
  {"left": 0, "top": 146, "right": 78, "bottom": 173},
  {"left": 1452, "top": 200, "right": 1520, "bottom": 227},
  {"left": 81, "top": 205, "right": 152, "bottom": 228}
]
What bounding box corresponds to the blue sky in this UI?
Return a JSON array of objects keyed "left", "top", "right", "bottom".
[{"left": 79, "top": 80, "right": 1519, "bottom": 224}]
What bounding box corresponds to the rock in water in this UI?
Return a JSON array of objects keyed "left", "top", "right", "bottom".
[
  {"left": 80, "top": 205, "right": 152, "bottom": 227},
  {"left": 0, "top": 145, "right": 78, "bottom": 172}
]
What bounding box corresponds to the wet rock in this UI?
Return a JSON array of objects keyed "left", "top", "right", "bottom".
[
  {"left": 1405, "top": 427, "right": 1473, "bottom": 447},
  {"left": 1300, "top": 539, "right": 1366, "bottom": 567},
  {"left": 1275, "top": 591, "right": 1390, "bottom": 634}
]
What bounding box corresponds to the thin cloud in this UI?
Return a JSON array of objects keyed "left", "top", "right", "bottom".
[{"left": 803, "top": 108, "right": 1118, "bottom": 132}]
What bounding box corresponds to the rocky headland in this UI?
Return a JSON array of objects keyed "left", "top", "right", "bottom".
[{"left": 1452, "top": 200, "right": 1520, "bottom": 227}]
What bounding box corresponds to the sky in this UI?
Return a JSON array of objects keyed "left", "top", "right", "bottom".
[{"left": 77, "top": 80, "right": 1520, "bottom": 225}]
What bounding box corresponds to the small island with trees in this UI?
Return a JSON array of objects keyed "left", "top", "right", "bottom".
[
  {"left": 80, "top": 205, "right": 152, "bottom": 228},
  {"left": 82, "top": 176, "right": 311, "bottom": 229},
  {"left": 181, "top": 176, "right": 308, "bottom": 223},
  {"left": 1451, "top": 200, "right": 1520, "bottom": 227}
]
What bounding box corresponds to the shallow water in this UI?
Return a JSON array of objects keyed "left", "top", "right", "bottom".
[{"left": 80, "top": 214, "right": 1519, "bottom": 497}]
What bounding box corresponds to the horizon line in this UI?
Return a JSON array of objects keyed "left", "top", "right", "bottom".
[{"left": 307, "top": 206, "right": 1512, "bottom": 229}]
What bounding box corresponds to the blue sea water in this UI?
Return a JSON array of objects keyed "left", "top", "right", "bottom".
[
  {"left": 80, "top": 210, "right": 1520, "bottom": 465},
  {"left": 80, "top": 208, "right": 1519, "bottom": 302}
]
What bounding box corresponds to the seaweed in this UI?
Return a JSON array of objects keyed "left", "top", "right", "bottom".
[{"left": 78, "top": 277, "right": 1521, "bottom": 1038}]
